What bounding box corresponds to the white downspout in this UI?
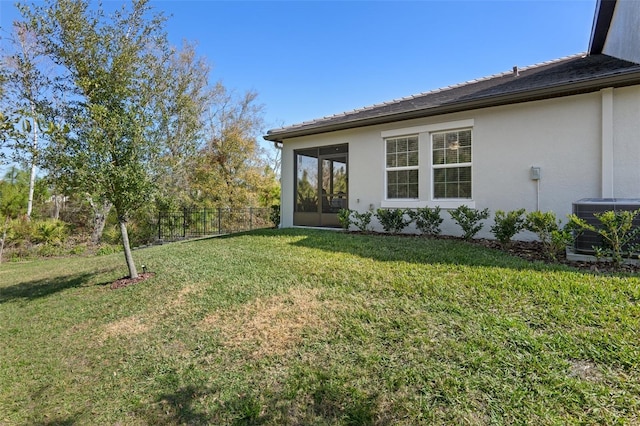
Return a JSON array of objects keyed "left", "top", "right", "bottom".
[{"left": 601, "top": 87, "right": 614, "bottom": 198}]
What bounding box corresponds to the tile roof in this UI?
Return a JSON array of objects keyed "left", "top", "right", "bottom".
[{"left": 264, "top": 53, "right": 640, "bottom": 142}]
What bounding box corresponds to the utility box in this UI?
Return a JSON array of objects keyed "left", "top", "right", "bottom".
[{"left": 572, "top": 198, "right": 640, "bottom": 254}]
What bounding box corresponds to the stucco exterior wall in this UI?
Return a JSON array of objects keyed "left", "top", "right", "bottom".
[
  {"left": 603, "top": 0, "right": 640, "bottom": 64},
  {"left": 280, "top": 87, "right": 640, "bottom": 239},
  {"left": 613, "top": 85, "right": 640, "bottom": 196}
]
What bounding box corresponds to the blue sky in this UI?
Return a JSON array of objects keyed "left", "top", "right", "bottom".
[{"left": 1, "top": 0, "right": 597, "bottom": 136}]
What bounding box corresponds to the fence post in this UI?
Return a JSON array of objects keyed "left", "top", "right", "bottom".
[
  {"left": 202, "top": 208, "right": 206, "bottom": 236},
  {"left": 249, "top": 207, "right": 253, "bottom": 230},
  {"left": 218, "top": 207, "right": 222, "bottom": 235},
  {"left": 158, "top": 211, "right": 162, "bottom": 241},
  {"left": 183, "top": 208, "right": 187, "bottom": 238}
]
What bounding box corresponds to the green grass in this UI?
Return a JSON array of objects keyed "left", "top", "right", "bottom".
[{"left": 0, "top": 228, "right": 639, "bottom": 425}]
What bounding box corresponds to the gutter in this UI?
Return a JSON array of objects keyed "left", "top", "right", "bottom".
[{"left": 263, "top": 67, "right": 640, "bottom": 142}]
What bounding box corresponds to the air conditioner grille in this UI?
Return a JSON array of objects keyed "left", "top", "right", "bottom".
[{"left": 572, "top": 198, "right": 640, "bottom": 255}]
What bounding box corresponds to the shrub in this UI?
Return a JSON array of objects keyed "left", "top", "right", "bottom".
[
  {"left": 568, "top": 208, "right": 640, "bottom": 267},
  {"left": 352, "top": 210, "right": 373, "bottom": 232},
  {"left": 32, "top": 219, "right": 68, "bottom": 246},
  {"left": 490, "top": 209, "right": 526, "bottom": 247},
  {"left": 449, "top": 206, "right": 490, "bottom": 240},
  {"left": 524, "top": 211, "right": 573, "bottom": 260},
  {"left": 407, "top": 206, "right": 443, "bottom": 236},
  {"left": 337, "top": 208, "right": 353, "bottom": 230},
  {"left": 375, "top": 208, "right": 411, "bottom": 234}
]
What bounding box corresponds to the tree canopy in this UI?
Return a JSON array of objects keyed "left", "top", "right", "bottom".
[{"left": 0, "top": 0, "right": 279, "bottom": 271}]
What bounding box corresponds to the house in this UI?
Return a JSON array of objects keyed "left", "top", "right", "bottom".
[{"left": 264, "top": 0, "right": 640, "bottom": 238}]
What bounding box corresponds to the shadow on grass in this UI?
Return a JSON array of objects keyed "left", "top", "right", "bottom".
[
  {"left": 0, "top": 272, "right": 96, "bottom": 304},
  {"left": 139, "top": 381, "right": 384, "bottom": 425},
  {"left": 285, "top": 228, "right": 562, "bottom": 272}
]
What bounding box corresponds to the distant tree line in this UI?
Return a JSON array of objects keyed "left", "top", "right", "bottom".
[{"left": 0, "top": 0, "right": 280, "bottom": 276}]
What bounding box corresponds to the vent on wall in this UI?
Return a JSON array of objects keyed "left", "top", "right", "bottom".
[{"left": 572, "top": 198, "right": 640, "bottom": 254}]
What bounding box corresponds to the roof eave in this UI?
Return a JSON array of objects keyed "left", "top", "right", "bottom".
[
  {"left": 588, "top": 0, "right": 617, "bottom": 54},
  {"left": 263, "top": 70, "right": 640, "bottom": 142}
]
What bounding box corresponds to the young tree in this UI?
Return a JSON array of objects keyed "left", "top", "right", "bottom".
[
  {"left": 23, "top": 0, "right": 175, "bottom": 278},
  {"left": 0, "top": 22, "right": 55, "bottom": 219}
]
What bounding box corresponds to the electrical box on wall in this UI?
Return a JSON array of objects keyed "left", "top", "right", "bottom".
[{"left": 530, "top": 166, "right": 541, "bottom": 180}]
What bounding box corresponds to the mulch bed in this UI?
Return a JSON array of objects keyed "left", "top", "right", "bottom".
[
  {"left": 470, "top": 237, "right": 640, "bottom": 274},
  {"left": 110, "top": 272, "right": 156, "bottom": 290}
]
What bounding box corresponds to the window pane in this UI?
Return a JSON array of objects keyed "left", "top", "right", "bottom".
[
  {"left": 459, "top": 130, "right": 471, "bottom": 147},
  {"left": 296, "top": 154, "right": 318, "bottom": 212},
  {"left": 433, "top": 133, "right": 444, "bottom": 150},
  {"left": 433, "top": 150, "right": 444, "bottom": 165},
  {"left": 398, "top": 185, "right": 408, "bottom": 198},
  {"left": 386, "top": 139, "right": 396, "bottom": 154},
  {"left": 460, "top": 182, "right": 472, "bottom": 198},
  {"left": 446, "top": 183, "right": 459, "bottom": 198},
  {"left": 408, "top": 150, "right": 418, "bottom": 166},
  {"left": 434, "top": 183, "right": 445, "bottom": 198},
  {"left": 408, "top": 184, "right": 418, "bottom": 198},
  {"left": 445, "top": 148, "right": 459, "bottom": 164},
  {"left": 409, "top": 169, "right": 418, "bottom": 182},
  {"left": 397, "top": 138, "right": 408, "bottom": 153},
  {"left": 386, "top": 154, "right": 396, "bottom": 168},
  {"left": 459, "top": 167, "right": 471, "bottom": 182},
  {"left": 445, "top": 167, "right": 458, "bottom": 182},
  {"left": 433, "top": 168, "right": 445, "bottom": 183},
  {"left": 388, "top": 171, "right": 398, "bottom": 184},
  {"left": 387, "top": 183, "right": 398, "bottom": 199},
  {"left": 459, "top": 147, "right": 471, "bottom": 163},
  {"left": 397, "top": 170, "right": 408, "bottom": 184},
  {"left": 397, "top": 153, "right": 407, "bottom": 167},
  {"left": 408, "top": 137, "right": 418, "bottom": 152}
]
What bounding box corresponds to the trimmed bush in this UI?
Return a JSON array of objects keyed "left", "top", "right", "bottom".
[
  {"left": 337, "top": 208, "right": 353, "bottom": 230},
  {"left": 407, "top": 206, "right": 443, "bottom": 236},
  {"left": 375, "top": 208, "right": 411, "bottom": 234},
  {"left": 352, "top": 210, "right": 373, "bottom": 232},
  {"left": 524, "top": 211, "right": 573, "bottom": 260},
  {"left": 491, "top": 209, "right": 526, "bottom": 247},
  {"left": 568, "top": 208, "right": 640, "bottom": 267},
  {"left": 449, "top": 206, "right": 490, "bottom": 240}
]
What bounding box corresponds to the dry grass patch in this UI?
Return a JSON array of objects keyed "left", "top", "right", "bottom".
[
  {"left": 201, "top": 287, "right": 336, "bottom": 358},
  {"left": 569, "top": 360, "right": 604, "bottom": 383},
  {"left": 101, "top": 315, "right": 149, "bottom": 341}
]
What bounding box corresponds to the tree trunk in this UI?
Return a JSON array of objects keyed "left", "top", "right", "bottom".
[
  {"left": 0, "top": 216, "right": 10, "bottom": 265},
  {"left": 52, "top": 194, "right": 62, "bottom": 220},
  {"left": 88, "top": 198, "right": 112, "bottom": 245},
  {"left": 119, "top": 218, "right": 138, "bottom": 279},
  {"left": 26, "top": 114, "right": 38, "bottom": 220}
]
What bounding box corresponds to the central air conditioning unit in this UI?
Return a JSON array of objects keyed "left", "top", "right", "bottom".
[{"left": 572, "top": 198, "right": 640, "bottom": 254}]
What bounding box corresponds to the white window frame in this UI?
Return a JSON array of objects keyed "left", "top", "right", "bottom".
[
  {"left": 380, "top": 119, "right": 475, "bottom": 209},
  {"left": 384, "top": 134, "right": 419, "bottom": 202},
  {"left": 431, "top": 128, "right": 473, "bottom": 202}
]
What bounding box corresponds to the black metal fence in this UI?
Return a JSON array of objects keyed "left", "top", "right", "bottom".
[{"left": 157, "top": 208, "right": 274, "bottom": 242}]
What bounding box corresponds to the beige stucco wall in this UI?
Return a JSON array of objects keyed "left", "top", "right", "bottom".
[
  {"left": 280, "top": 86, "right": 640, "bottom": 239},
  {"left": 603, "top": 0, "right": 640, "bottom": 64}
]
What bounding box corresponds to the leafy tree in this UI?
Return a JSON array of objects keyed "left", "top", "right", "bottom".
[
  {"left": 0, "top": 21, "right": 55, "bottom": 219},
  {"left": 150, "top": 40, "right": 211, "bottom": 211},
  {"left": 193, "top": 88, "right": 277, "bottom": 209},
  {"left": 23, "top": 0, "right": 176, "bottom": 278}
]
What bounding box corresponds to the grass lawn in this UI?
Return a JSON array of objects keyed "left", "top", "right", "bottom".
[{"left": 0, "top": 228, "right": 639, "bottom": 425}]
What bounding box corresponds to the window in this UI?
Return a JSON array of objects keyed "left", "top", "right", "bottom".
[
  {"left": 432, "top": 129, "right": 472, "bottom": 199},
  {"left": 386, "top": 135, "right": 418, "bottom": 199}
]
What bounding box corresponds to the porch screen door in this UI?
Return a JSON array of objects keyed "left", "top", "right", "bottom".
[{"left": 294, "top": 144, "right": 348, "bottom": 227}]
